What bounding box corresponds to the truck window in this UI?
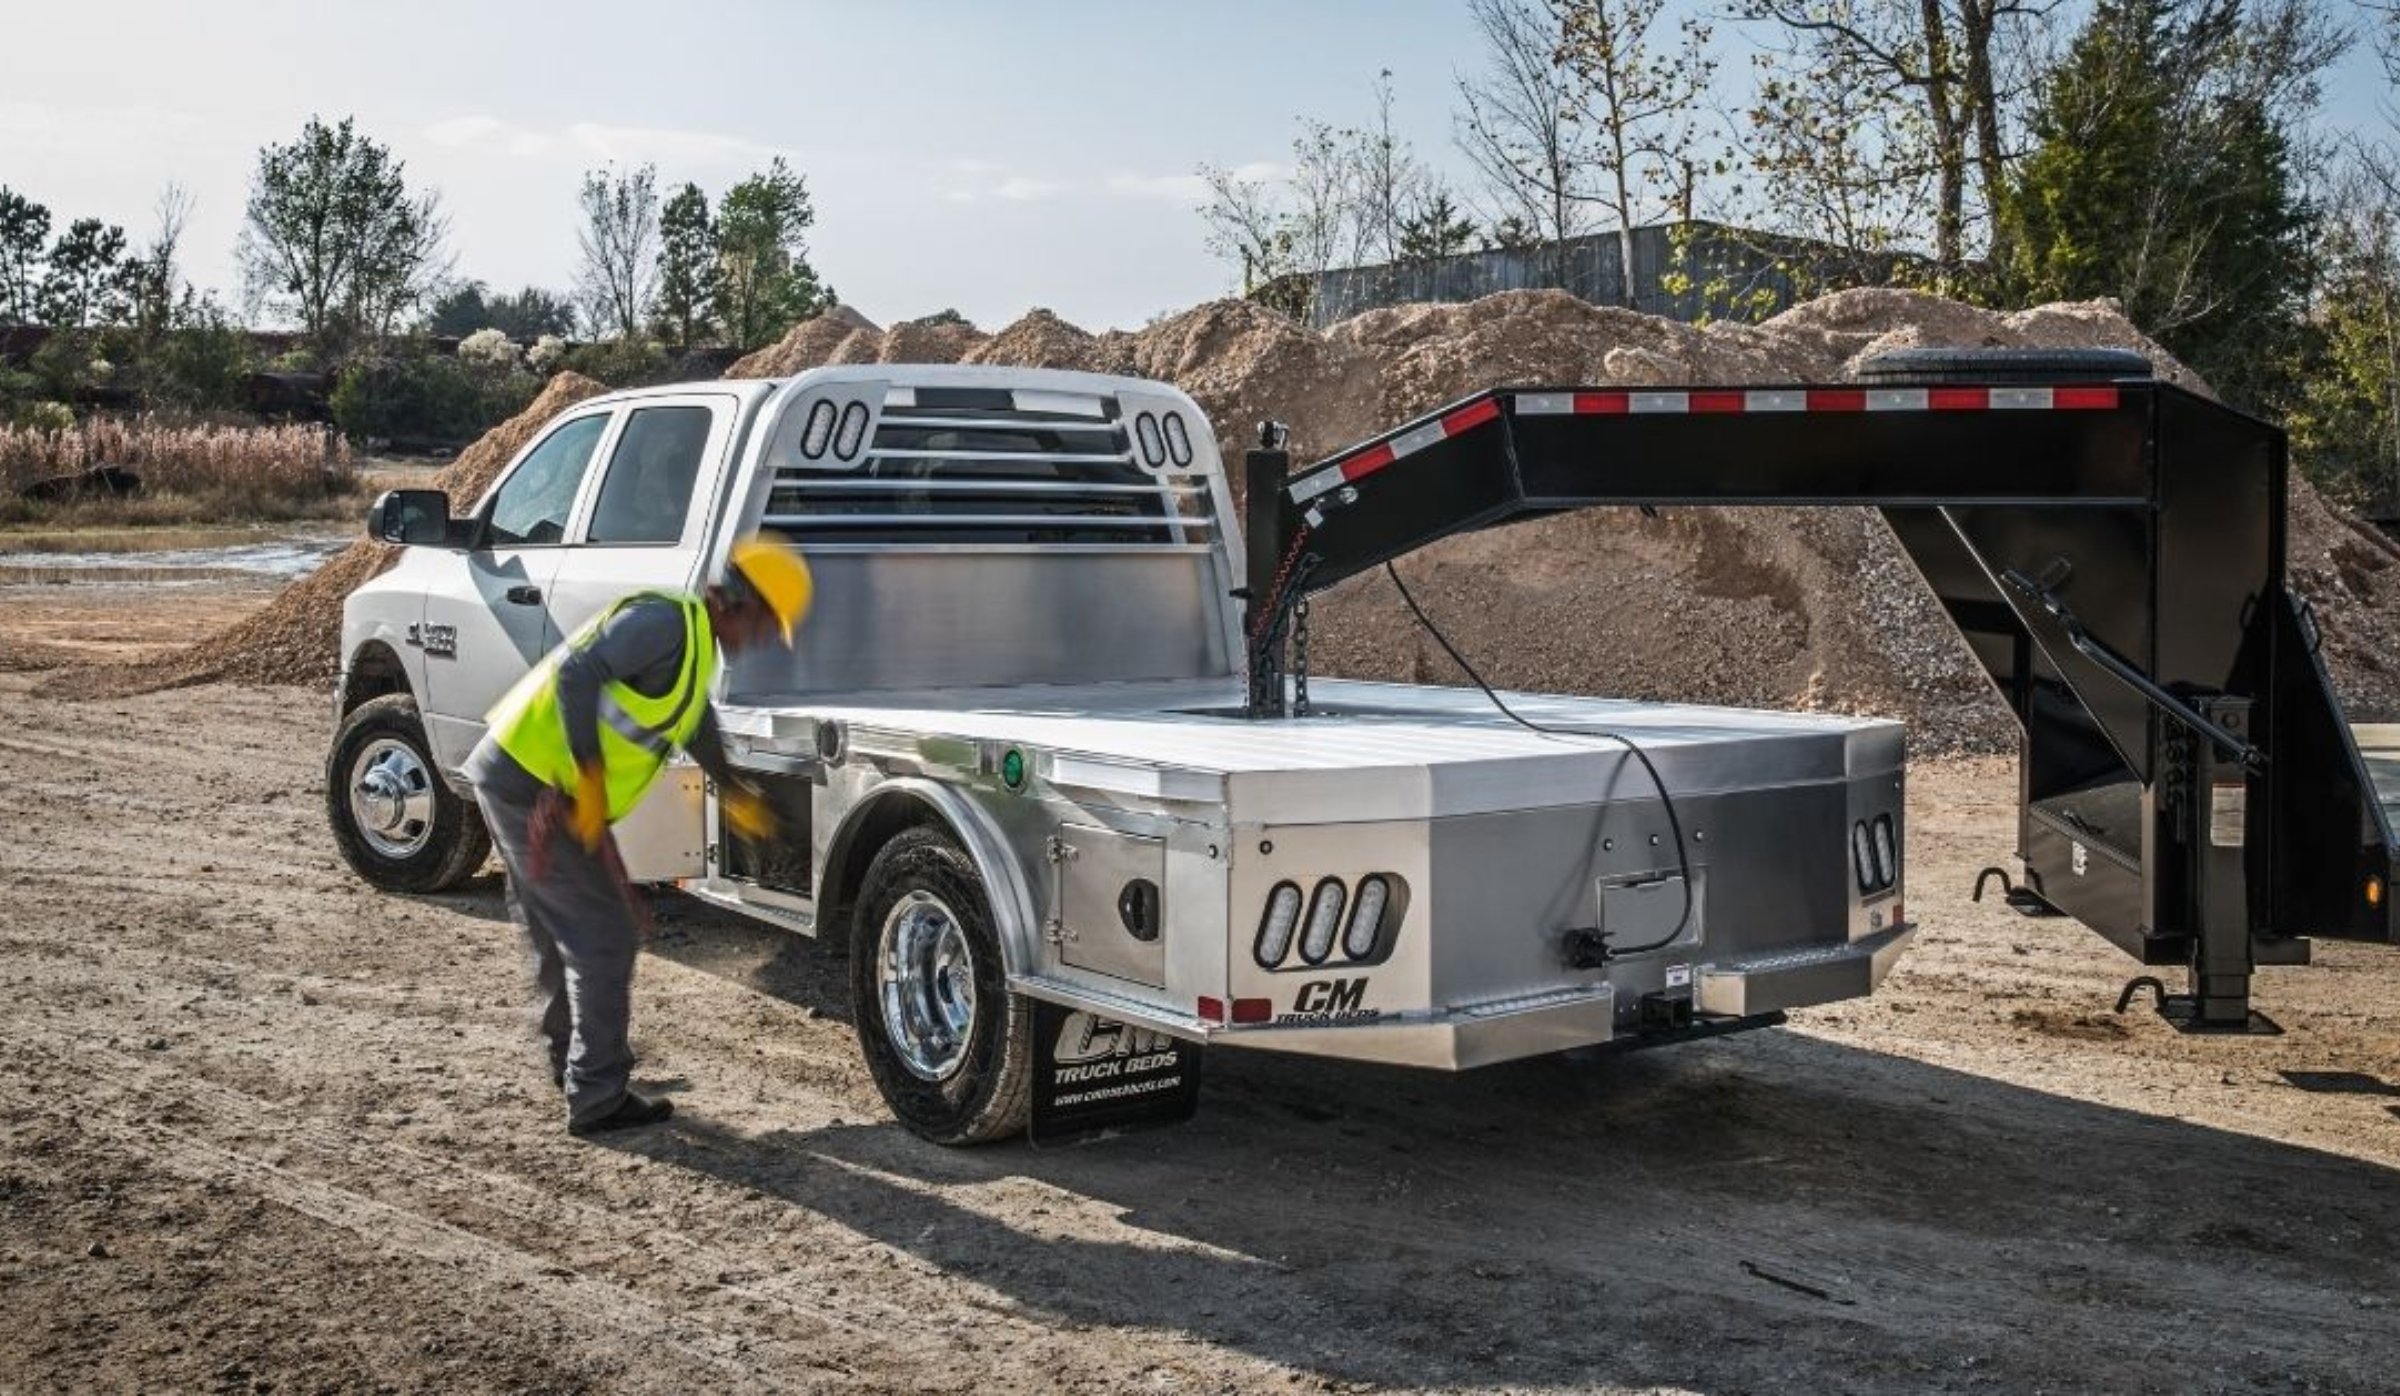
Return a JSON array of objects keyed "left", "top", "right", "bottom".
[
  {"left": 486, "top": 413, "right": 609, "bottom": 547},
  {"left": 586, "top": 405, "right": 713, "bottom": 545}
]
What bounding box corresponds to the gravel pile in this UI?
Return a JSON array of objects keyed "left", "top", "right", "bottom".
[{"left": 57, "top": 290, "right": 2396, "bottom": 745}]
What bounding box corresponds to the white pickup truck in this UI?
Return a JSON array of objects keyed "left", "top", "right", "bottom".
[{"left": 331, "top": 365, "right": 1911, "bottom": 1144}]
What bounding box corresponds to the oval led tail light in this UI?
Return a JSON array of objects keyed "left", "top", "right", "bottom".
[
  {"left": 1254, "top": 882, "right": 1303, "bottom": 968},
  {"left": 1163, "top": 411, "right": 1194, "bottom": 467},
  {"left": 1344, "top": 875, "right": 1390, "bottom": 960},
  {"left": 1135, "top": 412, "right": 1166, "bottom": 467},
  {"left": 1871, "top": 815, "right": 1897, "bottom": 889},
  {"left": 1299, "top": 878, "right": 1346, "bottom": 965},
  {"left": 833, "top": 401, "right": 869, "bottom": 460},
  {"left": 1852, "top": 821, "right": 1876, "bottom": 893},
  {"left": 800, "top": 400, "right": 837, "bottom": 458}
]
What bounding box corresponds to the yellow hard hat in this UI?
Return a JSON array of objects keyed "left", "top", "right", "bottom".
[{"left": 725, "top": 534, "right": 812, "bottom": 643}]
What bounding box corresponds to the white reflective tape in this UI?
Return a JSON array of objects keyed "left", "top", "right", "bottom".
[
  {"left": 1303, "top": 505, "right": 1324, "bottom": 528},
  {"left": 1289, "top": 469, "right": 1344, "bottom": 504},
  {"left": 882, "top": 386, "right": 916, "bottom": 408},
  {"left": 1630, "top": 391, "right": 1689, "bottom": 414},
  {"left": 1515, "top": 392, "right": 1575, "bottom": 415},
  {"left": 1744, "top": 390, "right": 1806, "bottom": 412},
  {"left": 1989, "top": 387, "right": 2055, "bottom": 410},
  {"left": 1867, "top": 389, "right": 1929, "bottom": 411},
  {"left": 1390, "top": 420, "right": 1448, "bottom": 457}
]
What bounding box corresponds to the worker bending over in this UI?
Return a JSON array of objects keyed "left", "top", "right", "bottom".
[{"left": 466, "top": 536, "right": 811, "bottom": 1135}]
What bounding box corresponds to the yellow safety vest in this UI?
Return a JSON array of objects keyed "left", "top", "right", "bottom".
[{"left": 487, "top": 592, "right": 716, "bottom": 821}]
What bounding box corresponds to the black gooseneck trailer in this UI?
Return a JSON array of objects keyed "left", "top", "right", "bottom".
[{"left": 1242, "top": 350, "right": 2398, "bottom": 1032}]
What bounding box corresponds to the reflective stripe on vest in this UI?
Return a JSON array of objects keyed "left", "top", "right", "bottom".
[{"left": 485, "top": 592, "right": 716, "bottom": 821}]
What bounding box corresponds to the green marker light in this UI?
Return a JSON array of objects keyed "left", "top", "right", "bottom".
[{"left": 1000, "top": 748, "right": 1027, "bottom": 791}]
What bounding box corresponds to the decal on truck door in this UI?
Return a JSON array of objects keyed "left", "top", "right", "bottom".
[{"left": 1028, "top": 1001, "right": 1202, "bottom": 1146}]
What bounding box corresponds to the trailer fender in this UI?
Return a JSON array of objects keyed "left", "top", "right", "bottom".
[{"left": 818, "top": 779, "right": 1042, "bottom": 976}]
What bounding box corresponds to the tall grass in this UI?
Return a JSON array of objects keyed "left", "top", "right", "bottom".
[{"left": 0, "top": 416, "right": 368, "bottom": 527}]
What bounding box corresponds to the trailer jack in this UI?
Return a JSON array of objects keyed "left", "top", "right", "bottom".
[{"left": 2114, "top": 975, "right": 2283, "bottom": 1036}]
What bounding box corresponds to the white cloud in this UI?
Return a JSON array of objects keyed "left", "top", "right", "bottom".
[
  {"left": 419, "top": 115, "right": 788, "bottom": 169},
  {"left": 0, "top": 100, "right": 210, "bottom": 159},
  {"left": 992, "top": 175, "right": 1068, "bottom": 202}
]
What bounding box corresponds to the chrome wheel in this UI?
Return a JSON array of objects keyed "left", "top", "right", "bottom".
[
  {"left": 877, "top": 890, "right": 977, "bottom": 1081},
  {"left": 348, "top": 736, "right": 435, "bottom": 860}
]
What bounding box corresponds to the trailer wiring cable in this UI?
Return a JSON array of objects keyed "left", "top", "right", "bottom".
[{"left": 1381, "top": 561, "right": 1694, "bottom": 959}]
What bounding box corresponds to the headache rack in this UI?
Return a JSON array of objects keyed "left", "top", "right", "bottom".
[
  {"left": 1238, "top": 352, "right": 2398, "bottom": 1033},
  {"left": 761, "top": 386, "right": 1215, "bottom": 547}
]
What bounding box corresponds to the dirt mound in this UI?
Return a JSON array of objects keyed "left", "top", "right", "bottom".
[
  {"left": 41, "top": 287, "right": 2394, "bottom": 745},
  {"left": 878, "top": 315, "right": 987, "bottom": 365},
  {"left": 962, "top": 308, "right": 1109, "bottom": 372},
  {"left": 43, "top": 373, "right": 611, "bottom": 699}
]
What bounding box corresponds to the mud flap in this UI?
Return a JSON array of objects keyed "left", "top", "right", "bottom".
[{"left": 1027, "top": 1000, "right": 1203, "bottom": 1146}]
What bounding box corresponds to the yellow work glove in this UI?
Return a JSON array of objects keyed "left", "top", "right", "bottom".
[
  {"left": 569, "top": 759, "right": 609, "bottom": 852},
  {"left": 721, "top": 780, "right": 777, "bottom": 842}
]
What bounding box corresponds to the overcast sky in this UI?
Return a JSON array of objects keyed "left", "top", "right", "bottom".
[{"left": 2, "top": 0, "right": 2391, "bottom": 332}]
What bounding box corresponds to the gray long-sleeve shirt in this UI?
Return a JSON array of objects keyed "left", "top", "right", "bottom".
[{"left": 465, "top": 594, "right": 733, "bottom": 803}]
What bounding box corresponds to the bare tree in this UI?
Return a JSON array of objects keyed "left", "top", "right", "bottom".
[
  {"left": 576, "top": 163, "right": 660, "bottom": 341},
  {"left": 1552, "top": 0, "right": 1718, "bottom": 306},
  {"left": 1348, "top": 70, "right": 1433, "bottom": 268},
  {"left": 1455, "top": 0, "right": 1597, "bottom": 266},
  {"left": 1740, "top": 0, "right": 2052, "bottom": 277}
]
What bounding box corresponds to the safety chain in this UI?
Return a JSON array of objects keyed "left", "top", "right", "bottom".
[{"left": 1292, "top": 596, "right": 1313, "bottom": 716}]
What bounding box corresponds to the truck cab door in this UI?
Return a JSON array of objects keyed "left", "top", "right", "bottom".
[
  {"left": 544, "top": 396, "right": 739, "bottom": 884},
  {"left": 542, "top": 395, "right": 734, "bottom": 630},
  {"left": 417, "top": 408, "right": 616, "bottom": 773}
]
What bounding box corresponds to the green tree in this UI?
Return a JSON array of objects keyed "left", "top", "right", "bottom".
[
  {"left": 433, "top": 282, "right": 576, "bottom": 340},
  {"left": 1998, "top": 0, "right": 2337, "bottom": 406},
  {"left": 2289, "top": 155, "right": 2400, "bottom": 509},
  {"left": 38, "top": 217, "right": 129, "bottom": 328},
  {"left": 575, "top": 163, "right": 659, "bottom": 339},
  {"left": 654, "top": 182, "right": 719, "bottom": 349},
  {"left": 1399, "top": 190, "right": 1480, "bottom": 262},
  {"left": 0, "top": 187, "right": 50, "bottom": 326},
  {"left": 714, "top": 158, "right": 832, "bottom": 349},
  {"left": 237, "top": 116, "right": 450, "bottom": 348}
]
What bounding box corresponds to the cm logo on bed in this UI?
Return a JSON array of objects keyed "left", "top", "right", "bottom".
[{"left": 1293, "top": 977, "right": 1367, "bottom": 1014}]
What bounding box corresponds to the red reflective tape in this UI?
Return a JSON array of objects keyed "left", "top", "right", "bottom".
[
  {"left": 1441, "top": 397, "right": 1502, "bottom": 435},
  {"left": 2054, "top": 385, "right": 2120, "bottom": 410},
  {"left": 1929, "top": 387, "right": 1989, "bottom": 410},
  {"left": 1197, "top": 996, "right": 1226, "bottom": 1024},
  {"left": 1689, "top": 390, "right": 1747, "bottom": 414},
  {"left": 1231, "top": 997, "right": 1274, "bottom": 1025},
  {"left": 1338, "top": 442, "right": 1396, "bottom": 481},
  {"left": 1807, "top": 388, "right": 1866, "bottom": 412},
  {"left": 1575, "top": 391, "right": 1630, "bottom": 414}
]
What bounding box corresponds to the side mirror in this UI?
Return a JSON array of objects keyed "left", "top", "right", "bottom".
[{"left": 369, "top": 488, "right": 453, "bottom": 547}]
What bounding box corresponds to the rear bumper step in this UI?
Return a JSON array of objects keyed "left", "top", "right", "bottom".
[{"left": 1696, "top": 922, "right": 1915, "bottom": 1017}]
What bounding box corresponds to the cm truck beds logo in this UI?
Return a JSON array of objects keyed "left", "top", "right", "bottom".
[{"left": 1276, "top": 976, "right": 1382, "bottom": 1026}]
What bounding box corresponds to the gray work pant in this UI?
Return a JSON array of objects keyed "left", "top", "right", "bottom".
[{"left": 472, "top": 783, "right": 642, "bottom": 1128}]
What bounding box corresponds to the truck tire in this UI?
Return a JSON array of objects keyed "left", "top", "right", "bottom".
[
  {"left": 327, "top": 693, "right": 491, "bottom": 894},
  {"left": 1854, "top": 346, "right": 2153, "bottom": 384},
  {"left": 850, "top": 826, "right": 1033, "bottom": 1145}
]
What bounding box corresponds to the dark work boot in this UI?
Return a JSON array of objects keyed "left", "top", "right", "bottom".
[{"left": 569, "top": 1091, "right": 675, "bottom": 1137}]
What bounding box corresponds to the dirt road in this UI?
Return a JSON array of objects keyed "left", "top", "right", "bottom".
[{"left": 3, "top": 633, "right": 2398, "bottom": 1391}]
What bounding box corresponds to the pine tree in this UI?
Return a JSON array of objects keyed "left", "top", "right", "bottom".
[
  {"left": 1998, "top": 0, "right": 2325, "bottom": 406},
  {"left": 654, "top": 183, "right": 719, "bottom": 350}
]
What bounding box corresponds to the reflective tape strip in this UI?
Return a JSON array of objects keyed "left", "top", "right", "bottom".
[
  {"left": 1291, "top": 395, "right": 1504, "bottom": 502},
  {"left": 1508, "top": 385, "right": 2120, "bottom": 416},
  {"left": 597, "top": 696, "right": 673, "bottom": 757},
  {"left": 1296, "top": 383, "right": 2125, "bottom": 502}
]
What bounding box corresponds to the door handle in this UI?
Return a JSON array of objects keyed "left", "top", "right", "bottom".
[{"left": 504, "top": 585, "right": 543, "bottom": 605}]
